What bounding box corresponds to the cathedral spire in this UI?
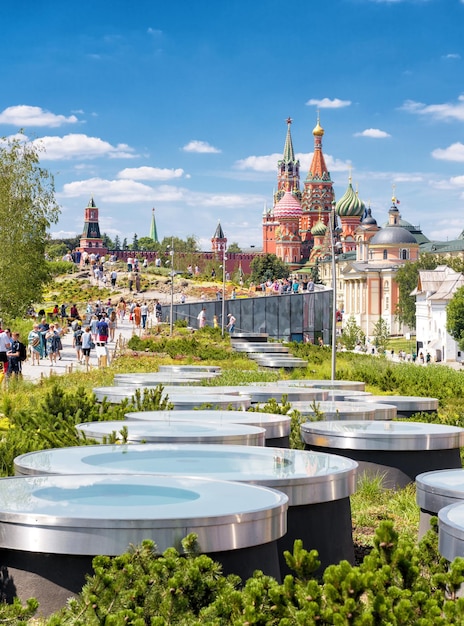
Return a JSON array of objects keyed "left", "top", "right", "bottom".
[
  {"left": 275, "top": 117, "right": 301, "bottom": 203},
  {"left": 298, "top": 114, "right": 335, "bottom": 259},
  {"left": 282, "top": 117, "right": 296, "bottom": 163},
  {"left": 149, "top": 207, "right": 159, "bottom": 243}
]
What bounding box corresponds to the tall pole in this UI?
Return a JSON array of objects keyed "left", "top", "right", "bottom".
[
  {"left": 169, "top": 237, "right": 174, "bottom": 336},
  {"left": 329, "top": 201, "right": 337, "bottom": 382},
  {"left": 221, "top": 247, "right": 226, "bottom": 336}
]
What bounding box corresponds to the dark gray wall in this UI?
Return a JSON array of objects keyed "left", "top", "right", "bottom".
[{"left": 161, "top": 291, "right": 333, "bottom": 343}]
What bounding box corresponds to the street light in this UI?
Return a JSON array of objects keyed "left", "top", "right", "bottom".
[
  {"left": 167, "top": 238, "right": 174, "bottom": 335},
  {"left": 221, "top": 248, "right": 227, "bottom": 336},
  {"left": 328, "top": 201, "right": 338, "bottom": 382}
]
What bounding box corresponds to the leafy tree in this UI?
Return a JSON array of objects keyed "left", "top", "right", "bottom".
[
  {"left": 341, "top": 315, "right": 365, "bottom": 350},
  {"left": 250, "top": 253, "right": 288, "bottom": 284},
  {"left": 46, "top": 241, "right": 68, "bottom": 260},
  {"left": 0, "top": 134, "right": 60, "bottom": 316},
  {"left": 311, "top": 258, "right": 324, "bottom": 284},
  {"left": 395, "top": 255, "right": 440, "bottom": 328},
  {"left": 138, "top": 236, "right": 160, "bottom": 251},
  {"left": 227, "top": 242, "right": 242, "bottom": 253},
  {"left": 160, "top": 235, "right": 199, "bottom": 253},
  {"left": 372, "top": 317, "right": 390, "bottom": 353},
  {"left": 113, "top": 235, "right": 121, "bottom": 250},
  {"left": 101, "top": 232, "right": 114, "bottom": 249},
  {"left": 447, "top": 286, "right": 464, "bottom": 350},
  {"left": 132, "top": 233, "right": 139, "bottom": 250}
]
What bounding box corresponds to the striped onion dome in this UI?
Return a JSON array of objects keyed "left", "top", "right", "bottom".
[
  {"left": 273, "top": 190, "right": 302, "bottom": 219},
  {"left": 311, "top": 220, "right": 327, "bottom": 236},
  {"left": 336, "top": 181, "right": 366, "bottom": 217}
]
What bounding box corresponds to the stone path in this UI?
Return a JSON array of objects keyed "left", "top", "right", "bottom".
[{"left": 19, "top": 316, "right": 141, "bottom": 383}]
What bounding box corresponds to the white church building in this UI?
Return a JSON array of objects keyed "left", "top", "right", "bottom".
[{"left": 412, "top": 266, "right": 464, "bottom": 363}]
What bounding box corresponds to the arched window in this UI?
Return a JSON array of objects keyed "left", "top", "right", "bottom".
[
  {"left": 401, "top": 248, "right": 409, "bottom": 260},
  {"left": 383, "top": 249, "right": 388, "bottom": 260}
]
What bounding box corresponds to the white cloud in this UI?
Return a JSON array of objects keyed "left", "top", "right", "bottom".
[
  {"left": 188, "top": 192, "right": 262, "bottom": 208},
  {"left": 181, "top": 140, "right": 221, "bottom": 153},
  {"left": 234, "top": 153, "right": 281, "bottom": 172},
  {"left": 234, "top": 152, "right": 350, "bottom": 173},
  {"left": 50, "top": 230, "right": 81, "bottom": 239},
  {"left": 354, "top": 128, "right": 391, "bottom": 138},
  {"left": 305, "top": 98, "right": 351, "bottom": 109},
  {"left": 450, "top": 175, "right": 464, "bottom": 187},
  {"left": 60, "top": 177, "right": 159, "bottom": 202},
  {"left": 432, "top": 142, "right": 464, "bottom": 162},
  {"left": 147, "top": 27, "right": 163, "bottom": 36},
  {"left": 401, "top": 95, "right": 464, "bottom": 121},
  {"left": 0, "top": 105, "right": 78, "bottom": 127},
  {"left": 117, "top": 166, "right": 184, "bottom": 181},
  {"left": 32, "top": 134, "right": 137, "bottom": 160},
  {"left": 442, "top": 53, "right": 461, "bottom": 60}
]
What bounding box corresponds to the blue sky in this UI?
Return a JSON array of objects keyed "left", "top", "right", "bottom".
[{"left": 1, "top": 0, "right": 464, "bottom": 249}]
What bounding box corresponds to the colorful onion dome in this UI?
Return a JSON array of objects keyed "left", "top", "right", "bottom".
[
  {"left": 311, "top": 220, "right": 327, "bottom": 236},
  {"left": 335, "top": 180, "right": 366, "bottom": 217},
  {"left": 273, "top": 190, "right": 302, "bottom": 219}
]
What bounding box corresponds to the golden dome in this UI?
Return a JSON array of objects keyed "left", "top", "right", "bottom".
[{"left": 313, "top": 113, "right": 324, "bottom": 137}]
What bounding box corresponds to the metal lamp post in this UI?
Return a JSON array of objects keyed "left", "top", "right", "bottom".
[
  {"left": 221, "top": 248, "right": 227, "bottom": 336},
  {"left": 168, "top": 238, "right": 174, "bottom": 335},
  {"left": 328, "top": 201, "right": 338, "bottom": 382}
]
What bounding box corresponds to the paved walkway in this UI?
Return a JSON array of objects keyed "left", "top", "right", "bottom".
[{"left": 19, "top": 316, "right": 141, "bottom": 382}]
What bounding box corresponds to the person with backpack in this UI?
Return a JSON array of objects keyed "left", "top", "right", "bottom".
[
  {"left": 7, "top": 331, "right": 22, "bottom": 377},
  {"left": 73, "top": 323, "right": 84, "bottom": 363}
]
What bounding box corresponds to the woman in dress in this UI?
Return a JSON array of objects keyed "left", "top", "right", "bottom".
[
  {"left": 45, "top": 324, "right": 59, "bottom": 365},
  {"left": 109, "top": 310, "right": 117, "bottom": 341},
  {"left": 28, "top": 324, "right": 43, "bottom": 365},
  {"left": 133, "top": 302, "right": 141, "bottom": 329},
  {"left": 117, "top": 298, "right": 126, "bottom": 322}
]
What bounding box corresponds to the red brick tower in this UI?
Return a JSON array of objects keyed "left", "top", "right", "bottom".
[
  {"left": 78, "top": 197, "right": 108, "bottom": 257},
  {"left": 300, "top": 115, "right": 335, "bottom": 260}
]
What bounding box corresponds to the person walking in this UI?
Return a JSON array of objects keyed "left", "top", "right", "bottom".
[
  {"left": 155, "top": 300, "right": 162, "bottom": 323},
  {"left": 110, "top": 269, "right": 117, "bottom": 289},
  {"left": 109, "top": 310, "right": 117, "bottom": 341},
  {"left": 45, "top": 324, "right": 60, "bottom": 365},
  {"left": 133, "top": 302, "right": 142, "bottom": 329},
  {"left": 81, "top": 326, "right": 93, "bottom": 369},
  {"left": 140, "top": 302, "right": 149, "bottom": 330},
  {"left": 6, "top": 332, "right": 21, "bottom": 378},
  {"left": 226, "top": 314, "right": 236, "bottom": 333},
  {"left": 118, "top": 298, "right": 126, "bottom": 322},
  {"left": 28, "top": 324, "right": 43, "bottom": 365},
  {"left": 0, "top": 324, "right": 11, "bottom": 374},
  {"left": 73, "top": 323, "right": 84, "bottom": 363},
  {"left": 96, "top": 315, "right": 109, "bottom": 345},
  {"left": 197, "top": 307, "right": 206, "bottom": 329}
]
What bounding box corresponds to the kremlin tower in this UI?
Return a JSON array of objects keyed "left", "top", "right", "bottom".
[
  {"left": 78, "top": 197, "right": 108, "bottom": 257},
  {"left": 211, "top": 220, "right": 227, "bottom": 256}
]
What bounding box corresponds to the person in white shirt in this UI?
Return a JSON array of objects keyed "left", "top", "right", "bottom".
[
  {"left": 0, "top": 326, "right": 11, "bottom": 374},
  {"left": 140, "top": 302, "right": 149, "bottom": 329}
]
